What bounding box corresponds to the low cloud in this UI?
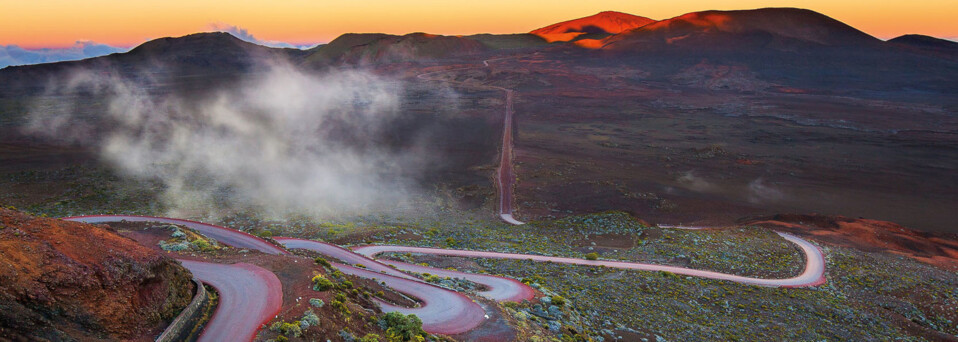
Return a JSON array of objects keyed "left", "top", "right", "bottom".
[
  {"left": 0, "top": 41, "right": 127, "bottom": 68},
  {"left": 208, "top": 23, "right": 318, "bottom": 49},
  {"left": 677, "top": 171, "right": 716, "bottom": 192},
  {"left": 747, "top": 178, "right": 785, "bottom": 204},
  {"left": 24, "top": 59, "right": 442, "bottom": 219}
]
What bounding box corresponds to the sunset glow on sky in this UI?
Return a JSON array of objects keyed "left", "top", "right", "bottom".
[{"left": 2, "top": 0, "right": 956, "bottom": 48}]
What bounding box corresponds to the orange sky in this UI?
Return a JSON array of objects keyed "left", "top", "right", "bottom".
[{"left": 2, "top": 0, "right": 956, "bottom": 48}]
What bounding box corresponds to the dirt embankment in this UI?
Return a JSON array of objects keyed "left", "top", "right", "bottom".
[
  {"left": 0, "top": 208, "right": 193, "bottom": 340},
  {"left": 746, "top": 214, "right": 958, "bottom": 269}
]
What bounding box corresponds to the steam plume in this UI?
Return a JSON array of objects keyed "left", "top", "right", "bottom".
[{"left": 25, "top": 60, "right": 438, "bottom": 219}]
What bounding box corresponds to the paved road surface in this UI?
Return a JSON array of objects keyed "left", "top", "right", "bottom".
[
  {"left": 276, "top": 237, "right": 535, "bottom": 302},
  {"left": 376, "top": 259, "right": 536, "bottom": 302},
  {"left": 336, "top": 264, "right": 486, "bottom": 335},
  {"left": 179, "top": 260, "right": 283, "bottom": 342},
  {"left": 417, "top": 59, "right": 525, "bottom": 225},
  {"left": 352, "top": 232, "right": 826, "bottom": 288},
  {"left": 65, "top": 215, "right": 288, "bottom": 255}
]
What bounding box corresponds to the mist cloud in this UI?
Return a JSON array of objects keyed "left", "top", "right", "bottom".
[
  {"left": 207, "top": 23, "right": 318, "bottom": 49},
  {"left": 25, "top": 60, "right": 438, "bottom": 219},
  {"left": 677, "top": 171, "right": 716, "bottom": 192},
  {"left": 747, "top": 178, "right": 785, "bottom": 204},
  {"left": 0, "top": 41, "right": 127, "bottom": 68}
]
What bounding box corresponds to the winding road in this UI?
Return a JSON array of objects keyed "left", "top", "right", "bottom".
[
  {"left": 352, "top": 231, "right": 827, "bottom": 288},
  {"left": 275, "top": 237, "right": 536, "bottom": 301},
  {"left": 62, "top": 209, "right": 825, "bottom": 339},
  {"left": 274, "top": 237, "right": 534, "bottom": 333},
  {"left": 178, "top": 261, "right": 283, "bottom": 342},
  {"left": 66, "top": 215, "right": 289, "bottom": 255}
]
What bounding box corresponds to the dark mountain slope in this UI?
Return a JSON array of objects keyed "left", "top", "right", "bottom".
[
  {"left": 603, "top": 7, "right": 880, "bottom": 51},
  {"left": 302, "top": 32, "right": 489, "bottom": 66},
  {"left": 0, "top": 32, "right": 304, "bottom": 96}
]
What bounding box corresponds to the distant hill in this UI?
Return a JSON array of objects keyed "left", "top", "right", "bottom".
[
  {"left": 602, "top": 8, "right": 880, "bottom": 51},
  {"left": 465, "top": 33, "right": 549, "bottom": 50},
  {"left": 302, "top": 32, "right": 546, "bottom": 66},
  {"left": 0, "top": 32, "right": 304, "bottom": 95},
  {"left": 302, "top": 33, "right": 487, "bottom": 66},
  {"left": 531, "top": 11, "right": 655, "bottom": 43},
  {"left": 889, "top": 34, "right": 958, "bottom": 49},
  {"left": 888, "top": 34, "right": 958, "bottom": 60}
]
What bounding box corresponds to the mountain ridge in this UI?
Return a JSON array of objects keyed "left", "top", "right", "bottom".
[{"left": 531, "top": 11, "right": 656, "bottom": 43}]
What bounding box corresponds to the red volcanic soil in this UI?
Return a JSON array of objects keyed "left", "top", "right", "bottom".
[
  {"left": 0, "top": 209, "right": 193, "bottom": 340},
  {"left": 602, "top": 7, "right": 880, "bottom": 50},
  {"left": 531, "top": 11, "right": 655, "bottom": 43},
  {"left": 747, "top": 214, "right": 958, "bottom": 269}
]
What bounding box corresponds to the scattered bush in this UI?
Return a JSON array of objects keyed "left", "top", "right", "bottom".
[
  {"left": 445, "top": 237, "right": 459, "bottom": 247},
  {"left": 301, "top": 309, "right": 320, "bottom": 328},
  {"left": 270, "top": 321, "right": 303, "bottom": 337},
  {"left": 380, "top": 312, "right": 426, "bottom": 341},
  {"left": 309, "top": 298, "right": 325, "bottom": 308},
  {"left": 315, "top": 257, "right": 331, "bottom": 268},
  {"left": 312, "top": 275, "right": 334, "bottom": 291},
  {"left": 192, "top": 239, "right": 211, "bottom": 251},
  {"left": 360, "top": 334, "right": 382, "bottom": 342},
  {"left": 158, "top": 240, "right": 191, "bottom": 252},
  {"left": 551, "top": 295, "right": 566, "bottom": 306},
  {"left": 584, "top": 252, "right": 599, "bottom": 260},
  {"left": 331, "top": 299, "right": 351, "bottom": 317}
]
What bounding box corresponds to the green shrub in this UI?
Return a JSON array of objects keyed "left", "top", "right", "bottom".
[
  {"left": 445, "top": 237, "right": 459, "bottom": 247},
  {"left": 551, "top": 295, "right": 566, "bottom": 306},
  {"left": 314, "top": 257, "right": 331, "bottom": 268},
  {"left": 584, "top": 252, "right": 599, "bottom": 260},
  {"left": 301, "top": 309, "right": 320, "bottom": 327},
  {"left": 192, "top": 239, "right": 211, "bottom": 251},
  {"left": 360, "top": 334, "right": 382, "bottom": 342},
  {"left": 258, "top": 230, "right": 273, "bottom": 238},
  {"left": 312, "top": 275, "right": 334, "bottom": 291},
  {"left": 270, "top": 321, "right": 303, "bottom": 337},
  {"left": 331, "top": 300, "right": 351, "bottom": 317},
  {"left": 380, "top": 312, "right": 426, "bottom": 341},
  {"left": 309, "top": 298, "right": 325, "bottom": 308}
]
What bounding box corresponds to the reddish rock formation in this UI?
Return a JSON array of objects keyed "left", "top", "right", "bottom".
[
  {"left": 0, "top": 208, "right": 193, "bottom": 340},
  {"left": 747, "top": 214, "right": 958, "bottom": 269}
]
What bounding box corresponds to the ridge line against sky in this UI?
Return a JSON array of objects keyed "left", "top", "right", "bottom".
[
  {"left": 2, "top": 1, "right": 957, "bottom": 49},
  {"left": 3, "top": 2, "right": 958, "bottom": 68}
]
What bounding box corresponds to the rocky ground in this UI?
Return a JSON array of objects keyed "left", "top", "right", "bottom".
[{"left": 0, "top": 208, "right": 193, "bottom": 341}]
